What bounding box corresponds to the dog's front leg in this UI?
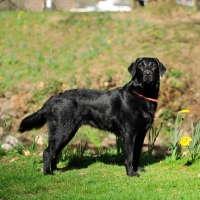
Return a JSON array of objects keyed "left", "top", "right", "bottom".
[
  {"left": 123, "top": 135, "right": 140, "bottom": 177},
  {"left": 133, "top": 132, "right": 146, "bottom": 173}
]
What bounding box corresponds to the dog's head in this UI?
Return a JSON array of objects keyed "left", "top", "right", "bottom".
[{"left": 128, "top": 57, "right": 166, "bottom": 87}]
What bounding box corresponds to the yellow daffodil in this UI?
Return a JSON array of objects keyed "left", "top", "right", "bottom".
[
  {"left": 180, "top": 136, "right": 192, "bottom": 147},
  {"left": 152, "top": 30, "right": 157, "bottom": 35},
  {"left": 179, "top": 110, "right": 190, "bottom": 113},
  {"left": 17, "top": 11, "right": 24, "bottom": 20},
  {"left": 106, "top": 39, "right": 111, "bottom": 44}
]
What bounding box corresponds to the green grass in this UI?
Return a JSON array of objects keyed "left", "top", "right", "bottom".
[{"left": 0, "top": 149, "right": 200, "bottom": 200}]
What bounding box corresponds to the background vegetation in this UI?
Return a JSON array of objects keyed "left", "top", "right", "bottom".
[{"left": 1, "top": 3, "right": 200, "bottom": 145}]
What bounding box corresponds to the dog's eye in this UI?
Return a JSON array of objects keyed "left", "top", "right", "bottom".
[
  {"left": 152, "top": 65, "right": 157, "bottom": 69},
  {"left": 139, "top": 65, "right": 145, "bottom": 69}
]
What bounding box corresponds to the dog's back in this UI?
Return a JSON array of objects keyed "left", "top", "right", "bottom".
[{"left": 18, "top": 89, "right": 106, "bottom": 133}]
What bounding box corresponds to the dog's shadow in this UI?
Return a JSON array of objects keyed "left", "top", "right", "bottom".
[{"left": 57, "top": 151, "right": 166, "bottom": 173}]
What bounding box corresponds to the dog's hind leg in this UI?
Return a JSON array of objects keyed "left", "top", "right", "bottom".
[
  {"left": 43, "top": 135, "right": 72, "bottom": 175},
  {"left": 43, "top": 121, "right": 79, "bottom": 175},
  {"left": 43, "top": 146, "right": 54, "bottom": 175},
  {"left": 43, "top": 123, "right": 65, "bottom": 175},
  {"left": 50, "top": 130, "right": 77, "bottom": 172}
]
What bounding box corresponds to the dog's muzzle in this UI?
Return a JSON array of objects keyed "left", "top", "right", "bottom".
[{"left": 143, "top": 70, "right": 153, "bottom": 83}]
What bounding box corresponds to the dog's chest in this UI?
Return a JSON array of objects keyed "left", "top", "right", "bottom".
[
  {"left": 142, "top": 102, "right": 156, "bottom": 126},
  {"left": 130, "top": 100, "right": 156, "bottom": 130}
]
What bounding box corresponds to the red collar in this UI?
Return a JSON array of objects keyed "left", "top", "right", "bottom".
[{"left": 134, "top": 91, "right": 158, "bottom": 103}]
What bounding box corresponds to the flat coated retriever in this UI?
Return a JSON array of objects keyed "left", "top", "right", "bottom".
[{"left": 19, "top": 57, "right": 166, "bottom": 177}]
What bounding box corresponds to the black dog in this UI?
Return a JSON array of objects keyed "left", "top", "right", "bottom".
[{"left": 19, "top": 57, "right": 166, "bottom": 177}]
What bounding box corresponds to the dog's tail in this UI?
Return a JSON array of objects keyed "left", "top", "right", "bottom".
[
  {"left": 19, "top": 94, "right": 61, "bottom": 133},
  {"left": 18, "top": 108, "right": 47, "bottom": 133}
]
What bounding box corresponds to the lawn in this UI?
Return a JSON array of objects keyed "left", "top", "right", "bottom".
[{"left": 0, "top": 149, "right": 200, "bottom": 200}]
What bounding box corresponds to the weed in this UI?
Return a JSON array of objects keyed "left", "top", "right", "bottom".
[
  {"left": 38, "top": 13, "right": 45, "bottom": 24},
  {"left": 190, "top": 121, "right": 200, "bottom": 162},
  {"left": 147, "top": 124, "right": 163, "bottom": 158},
  {"left": 83, "top": 130, "right": 102, "bottom": 149},
  {"left": 125, "top": 18, "right": 132, "bottom": 27},
  {"left": 170, "top": 110, "right": 189, "bottom": 161},
  {"left": 180, "top": 121, "right": 200, "bottom": 164},
  {"left": 13, "top": 141, "right": 25, "bottom": 155},
  {"left": 116, "top": 136, "right": 123, "bottom": 161},
  {"left": 0, "top": 147, "right": 6, "bottom": 158},
  {"left": 75, "top": 138, "right": 88, "bottom": 157},
  {"left": 168, "top": 68, "right": 183, "bottom": 78},
  {"left": 0, "top": 115, "right": 12, "bottom": 144}
]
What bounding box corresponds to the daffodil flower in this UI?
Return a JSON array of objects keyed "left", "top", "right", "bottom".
[
  {"left": 180, "top": 136, "right": 192, "bottom": 147},
  {"left": 179, "top": 110, "right": 190, "bottom": 113},
  {"left": 106, "top": 39, "right": 111, "bottom": 44}
]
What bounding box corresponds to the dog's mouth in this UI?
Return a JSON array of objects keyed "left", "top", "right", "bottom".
[
  {"left": 143, "top": 76, "right": 153, "bottom": 84},
  {"left": 145, "top": 77, "right": 152, "bottom": 82}
]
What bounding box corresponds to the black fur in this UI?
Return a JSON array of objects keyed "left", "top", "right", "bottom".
[{"left": 19, "top": 57, "right": 166, "bottom": 177}]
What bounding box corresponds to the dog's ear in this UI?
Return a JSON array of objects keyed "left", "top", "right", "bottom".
[
  {"left": 128, "top": 58, "right": 141, "bottom": 77},
  {"left": 155, "top": 58, "right": 166, "bottom": 77},
  {"left": 128, "top": 62, "right": 136, "bottom": 77}
]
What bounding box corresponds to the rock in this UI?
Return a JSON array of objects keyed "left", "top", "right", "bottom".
[
  {"left": 4, "top": 91, "right": 13, "bottom": 99},
  {"left": 37, "top": 81, "right": 45, "bottom": 91},
  {"left": 0, "top": 127, "right": 3, "bottom": 139},
  {"left": 10, "top": 95, "right": 18, "bottom": 102},
  {"left": 1, "top": 135, "right": 19, "bottom": 150},
  {"left": 35, "top": 134, "right": 47, "bottom": 147},
  {"left": 103, "top": 81, "right": 109, "bottom": 87},
  {"left": 0, "top": 113, "right": 11, "bottom": 121},
  {"left": 0, "top": 98, "right": 16, "bottom": 120},
  {"left": 101, "top": 134, "right": 116, "bottom": 148},
  {"left": 23, "top": 84, "right": 32, "bottom": 93},
  {"left": 101, "top": 137, "right": 110, "bottom": 148},
  {"left": 108, "top": 133, "right": 116, "bottom": 140},
  {"left": 38, "top": 152, "right": 43, "bottom": 157},
  {"left": 22, "top": 150, "right": 31, "bottom": 156},
  {"left": 1, "top": 100, "right": 15, "bottom": 113},
  {"left": 17, "top": 94, "right": 28, "bottom": 114},
  {"left": 4, "top": 135, "right": 19, "bottom": 147},
  {"left": 10, "top": 156, "right": 18, "bottom": 162},
  {"left": 1, "top": 94, "right": 28, "bottom": 119},
  {"left": 1, "top": 143, "right": 13, "bottom": 150}
]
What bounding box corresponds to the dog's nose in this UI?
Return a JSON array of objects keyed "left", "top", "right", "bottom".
[{"left": 144, "top": 70, "right": 151, "bottom": 77}]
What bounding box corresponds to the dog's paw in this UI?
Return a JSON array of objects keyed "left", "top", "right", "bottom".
[
  {"left": 127, "top": 171, "right": 140, "bottom": 177},
  {"left": 136, "top": 166, "right": 145, "bottom": 172},
  {"left": 133, "top": 171, "right": 140, "bottom": 177},
  {"left": 44, "top": 171, "right": 54, "bottom": 175}
]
